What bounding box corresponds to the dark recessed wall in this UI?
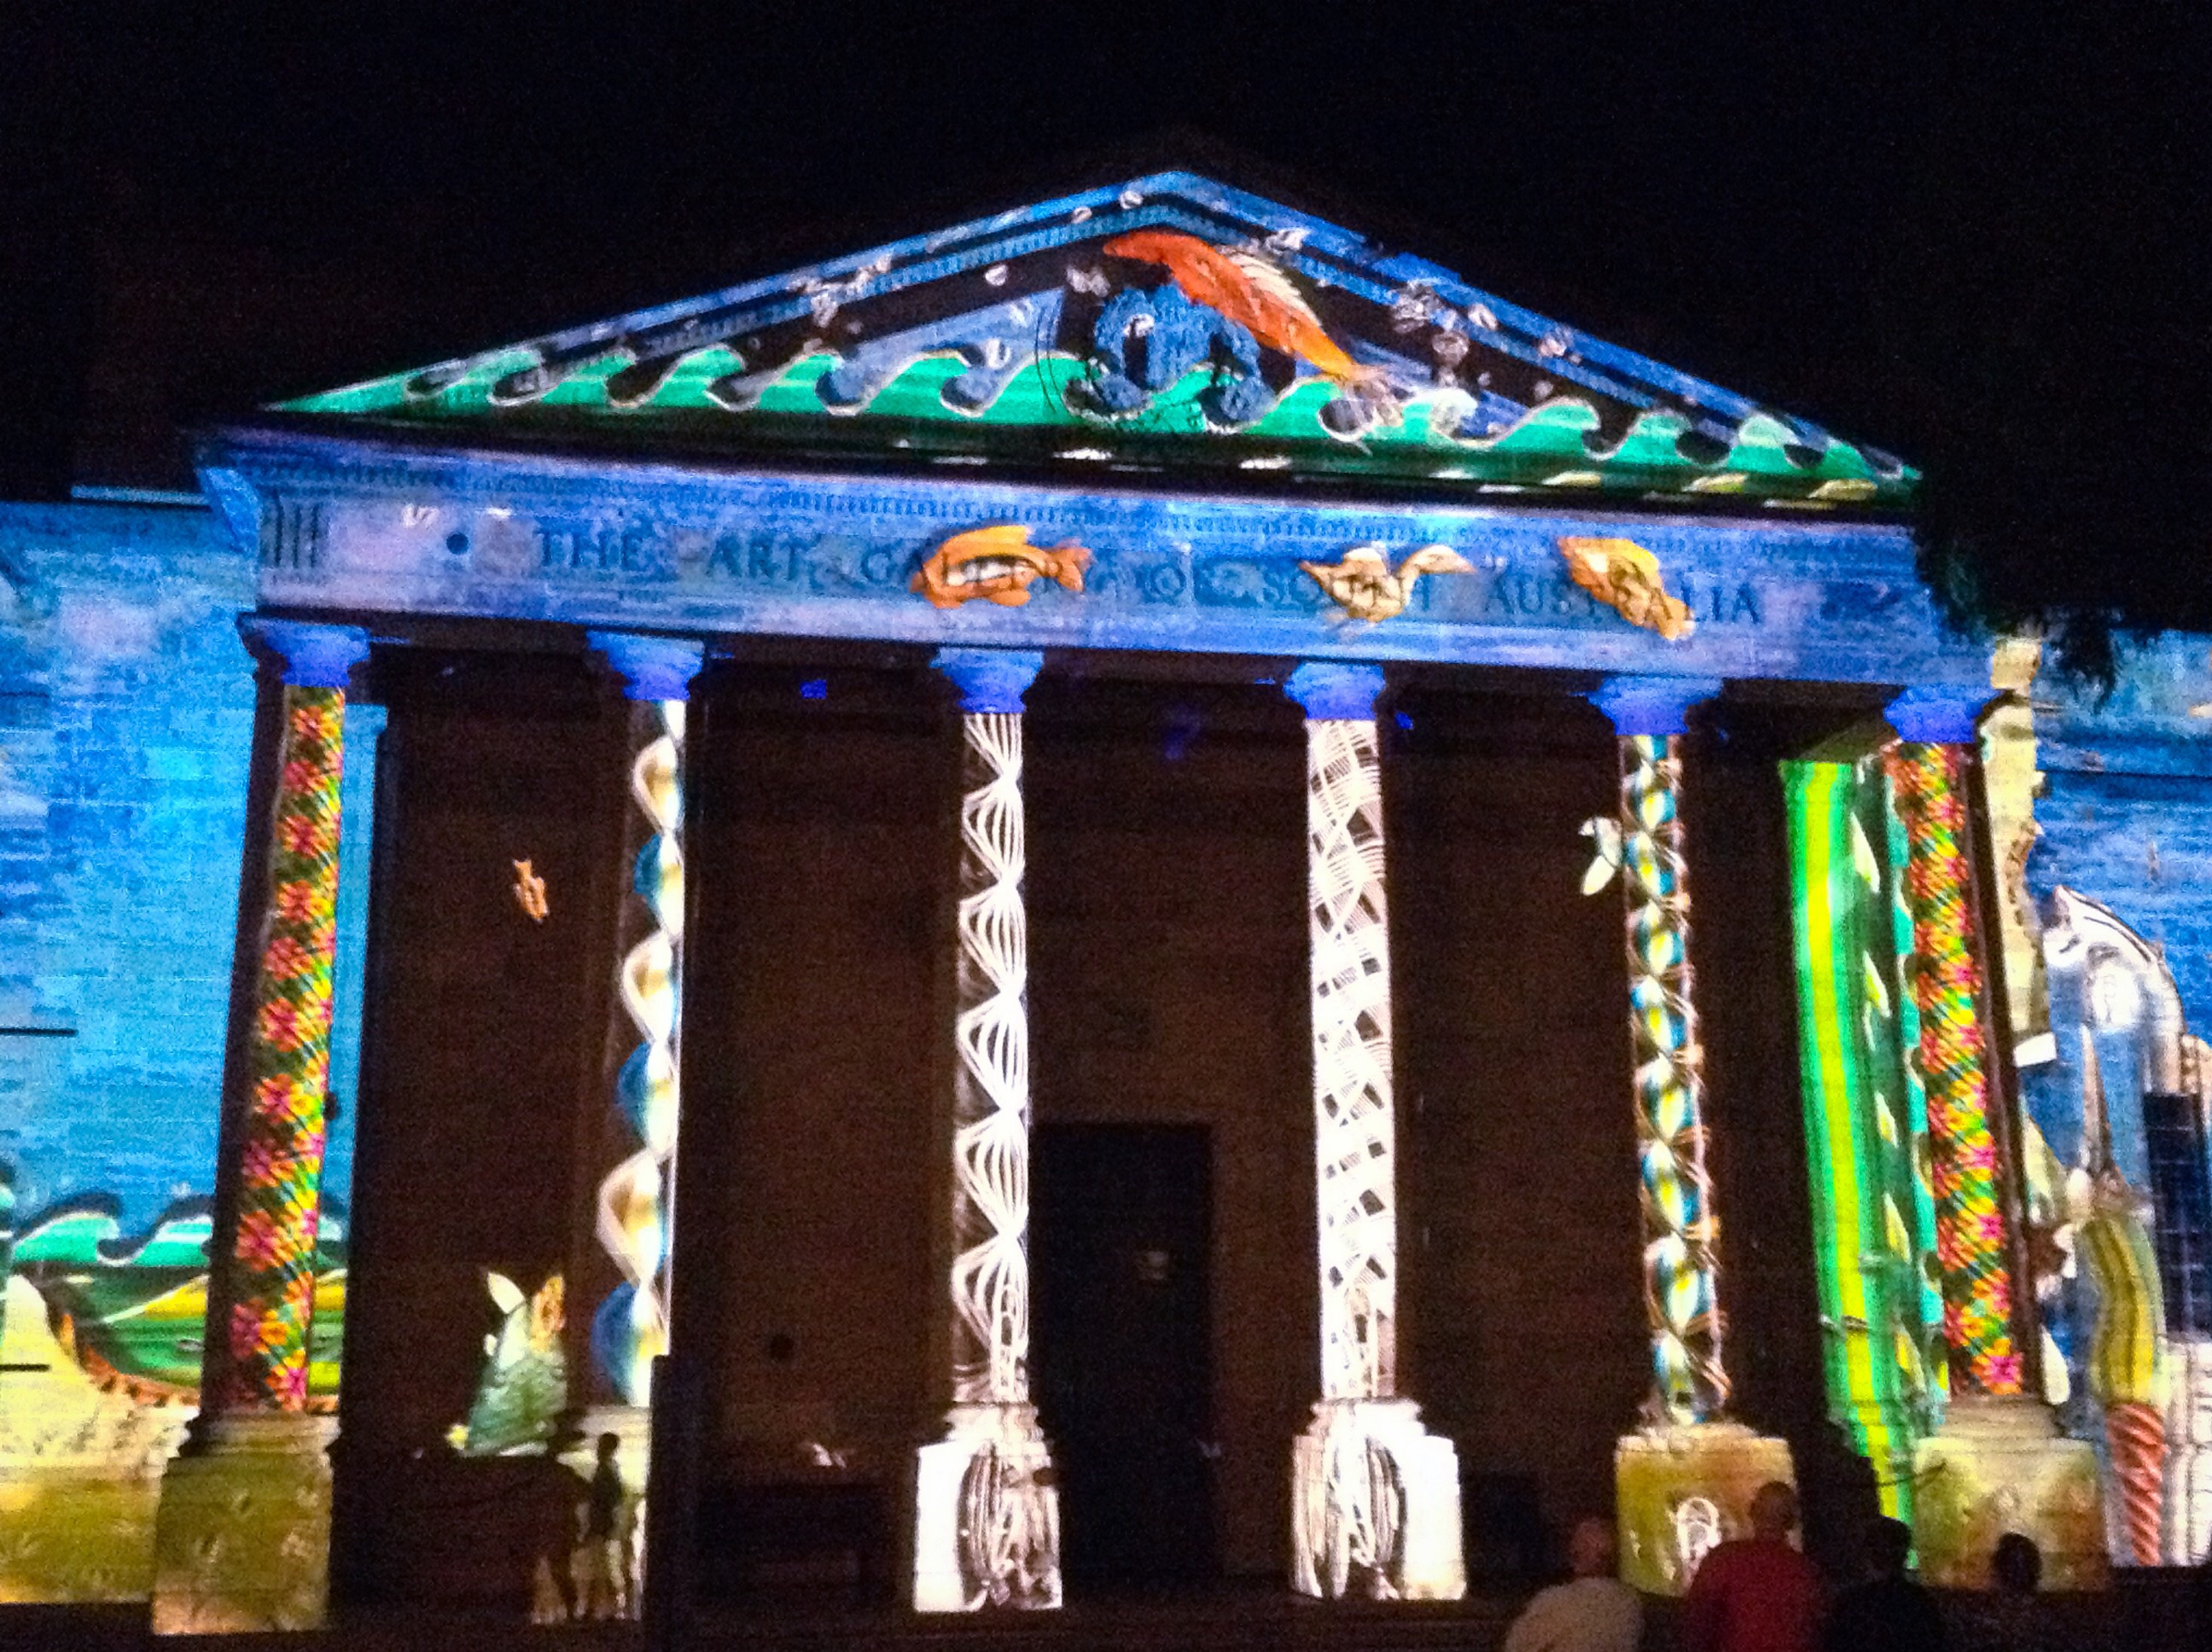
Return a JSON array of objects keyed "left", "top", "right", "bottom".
[
  {"left": 341, "top": 651, "right": 1860, "bottom": 1597},
  {"left": 336, "top": 647, "right": 627, "bottom": 1606},
  {"left": 1388, "top": 684, "right": 1649, "bottom": 1568},
  {"left": 1685, "top": 699, "right": 1884, "bottom": 1569},
  {"left": 681, "top": 663, "right": 947, "bottom": 1498},
  {"left": 1023, "top": 673, "right": 1317, "bottom": 1578}
]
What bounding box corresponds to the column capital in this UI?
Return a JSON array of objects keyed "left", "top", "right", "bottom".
[
  {"left": 589, "top": 631, "right": 706, "bottom": 701},
  {"left": 1586, "top": 674, "right": 1722, "bottom": 737},
  {"left": 1886, "top": 684, "right": 1990, "bottom": 745},
  {"left": 1284, "top": 661, "right": 1385, "bottom": 722},
  {"left": 243, "top": 619, "right": 370, "bottom": 689},
  {"left": 931, "top": 648, "right": 1043, "bottom": 713}
]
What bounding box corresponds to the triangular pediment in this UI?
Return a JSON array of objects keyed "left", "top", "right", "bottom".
[{"left": 278, "top": 172, "right": 1911, "bottom": 508}]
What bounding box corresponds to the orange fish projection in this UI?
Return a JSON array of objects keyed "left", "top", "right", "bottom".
[
  {"left": 1103, "top": 230, "right": 1400, "bottom": 425},
  {"left": 1557, "top": 537, "right": 1697, "bottom": 642},
  {"left": 911, "top": 524, "right": 1095, "bottom": 610},
  {"left": 511, "top": 858, "right": 549, "bottom": 922}
]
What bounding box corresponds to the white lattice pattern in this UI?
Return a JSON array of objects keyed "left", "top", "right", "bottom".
[
  {"left": 950, "top": 711, "right": 1033, "bottom": 1406},
  {"left": 1305, "top": 717, "right": 1397, "bottom": 1403}
]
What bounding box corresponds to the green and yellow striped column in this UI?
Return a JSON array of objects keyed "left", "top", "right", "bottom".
[{"left": 1784, "top": 757, "right": 1945, "bottom": 1519}]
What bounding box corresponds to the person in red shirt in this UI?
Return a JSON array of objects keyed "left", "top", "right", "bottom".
[{"left": 1682, "top": 1481, "right": 1826, "bottom": 1652}]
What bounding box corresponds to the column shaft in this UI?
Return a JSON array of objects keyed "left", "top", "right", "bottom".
[
  {"left": 1884, "top": 740, "right": 2023, "bottom": 1395},
  {"left": 1283, "top": 662, "right": 1461, "bottom": 1603},
  {"left": 594, "top": 697, "right": 687, "bottom": 1405},
  {"left": 224, "top": 683, "right": 348, "bottom": 1412},
  {"left": 914, "top": 649, "right": 1057, "bottom": 1613},
  {"left": 585, "top": 631, "right": 703, "bottom": 1628},
  {"left": 1589, "top": 678, "right": 1792, "bottom": 1598},
  {"left": 152, "top": 620, "right": 368, "bottom": 1635},
  {"left": 1305, "top": 713, "right": 1399, "bottom": 1403},
  {"left": 950, "top": 709, "right": 1034, "bottom": 1405},
  {"left": 1616, "top": 731, "right": 1727, "bottom": 1424},
  {"left": 1885, "top": 687, "right": 2105, "bottom": 1591}
]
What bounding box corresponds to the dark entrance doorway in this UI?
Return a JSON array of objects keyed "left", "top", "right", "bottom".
[{"left": 1031, "top": 1123, "right": 1216, "bottom": 1586}]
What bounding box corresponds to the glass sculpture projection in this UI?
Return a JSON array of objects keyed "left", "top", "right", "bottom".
[
  {"left": 913, "top": 674, "right": 1061, "bottom": 1613},
  {"left": 593, "top": 700, "right": 686, "bottom": 1405},
  {"left": 1784, "top": 759, "right": 1946, "bottom": 1520},
  {"left": 1284, "top": 664, "right": 1463, "bottom": 1603},
  {"left": 2034, "top": 887, "right": 2212, "bottom": 1564}
]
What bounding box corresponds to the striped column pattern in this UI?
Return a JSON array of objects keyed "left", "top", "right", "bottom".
[{"left": 1784, "top": 757, "right": 1944, "bottom": 1519}]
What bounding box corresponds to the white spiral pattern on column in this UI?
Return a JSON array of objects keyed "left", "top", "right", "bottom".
[
  {"left": 1306, "top": 716, "right": 1398, "bottom": 1404},
  {"left": 593, "top": 700, "right": 684, "bottom": 1406},
  {"left": 950, "top": 710, "right": 1032, "bottom": 1406}
]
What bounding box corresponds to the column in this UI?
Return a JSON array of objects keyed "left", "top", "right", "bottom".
[
  {"left": 1585, "top": 677, "right": 1793, "bottom": 1597},
  {"left": 912, "top": 648, "right": 1060, "bottom": 1613},
  {"left": 583, "top": 631, "right": 703, "bottom": 1619},
  {"left": 1280, "top": 662, "right": 1463, "bottom": 1603},
  {"left": 1885, "top": 685, "right": 2108, "bottom": 1589},
  {"left": 151, "top": 619, "right": 370, "bottom": 1634}
]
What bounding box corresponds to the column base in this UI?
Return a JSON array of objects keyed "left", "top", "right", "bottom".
[
  {"left": 149, "top": 1412, "right": 335, "bottom": 1635},
  {"left": 1912, "top": 1394, "right": 2108, "bottom": 1591},
  {"left": 1615, "top": 1422, "right": 1796, "bottom": 1596},
  {"left": 0, "top": 1275, "right": 191, "bottom": 1603},
  {"left": 912, "top": 1402, "right": 1060, "bottom": 1612},
  {"left": 2164, "top": 1337, "right": 2212, "bottom": 1565},
  {"left": 1831, "top": 1405, "right": 1925, "bottom": 1525},
  {"left": 1291, "top": 1398, "right": 1464, "bottom": 1602}
]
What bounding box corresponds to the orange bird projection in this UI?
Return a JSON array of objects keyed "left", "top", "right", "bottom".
[{"left": 1103, "top": 230, "right": 1400, "bottom": 425}]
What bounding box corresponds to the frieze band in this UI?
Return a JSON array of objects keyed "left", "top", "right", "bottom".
[{"left": 215, "top": 432, "right": 1976, "bottom": 686}]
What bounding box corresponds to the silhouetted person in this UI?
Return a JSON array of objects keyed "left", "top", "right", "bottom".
[
  {"left": 1825, "top": 1516, "right": 1944, "bottom": 1652},
  {"left": 1502, "top": 1516, "right": 1642, "bottom": 1652},
  {"left": 1956, "top": 1533, "right": 2058, "bottom": 1652},
  {"left": 575, "top": 1432, "right": 630, "bottom": 1620},
  {"left": 1682, "top": 1480, "right": 1825, "bottom": 1652}
]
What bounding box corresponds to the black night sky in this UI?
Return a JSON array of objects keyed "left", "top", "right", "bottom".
[{"left": 3, "top": 9, "right": 2203, "bottom": 663}]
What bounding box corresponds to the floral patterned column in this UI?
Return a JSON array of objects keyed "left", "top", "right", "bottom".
[
  {"left": 1280, "top": 662, "right": 1463, "bottom": 1603},
  {"left": 1585, "top": 677, "right": 1794, "bottom": 1597},
  {"left": 1885, "top": 685, "right": 2107, "bottom": 1590},
  {"left": 151, "top": 618, "right": 370, "bottom": 1635},
  {"left": 912, "top": 649, "right": 1061, "bottom": 1613}
]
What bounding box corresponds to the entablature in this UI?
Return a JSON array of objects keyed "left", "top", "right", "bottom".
[{"left": 204, "top": 427, "right": 1984, "bottom": 690}]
